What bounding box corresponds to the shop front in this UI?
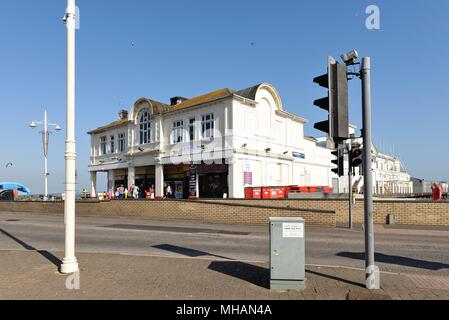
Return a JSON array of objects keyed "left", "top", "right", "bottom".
[
  {"left": 197, "top": 163, "right": 229, "bottom": 198},
  {"left": 135, "top": 166, "right": 155, "bottom": 199},
  {"left": 164, "top": 164, "right": 190, "bottom": 199},
  {"left": 162, "top": 163, "right": 229, "bottom": 199},
  {"left": 110, "top": 169, "right": 128, "bottom": 192}
]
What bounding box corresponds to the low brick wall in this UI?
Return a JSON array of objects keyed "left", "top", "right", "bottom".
[
  {"left": 1, "top": 198, "right": 448, "bottom": 227},
  {"left": 201, "top": 199, "right": 449, "bottom": 227},
  {"left": 0, "top": 199, "right": 336, "bottom": 228}
]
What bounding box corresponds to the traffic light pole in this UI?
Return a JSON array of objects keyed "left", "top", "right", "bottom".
[{"left": 361, "top": 57, "right": 378, "bottom": 289}]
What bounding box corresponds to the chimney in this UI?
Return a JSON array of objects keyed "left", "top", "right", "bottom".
[
  {"left": 170, "top": 96, "right": 188, "bottom": 106},
  {"left": 118, "top": 109, "right": 129, "bottom": 120}
]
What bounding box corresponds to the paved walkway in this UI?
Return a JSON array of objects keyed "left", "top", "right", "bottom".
[{"left": 1, "top": 250, "right": 448, "bottom": 300}]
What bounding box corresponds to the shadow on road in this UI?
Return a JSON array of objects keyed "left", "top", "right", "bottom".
[
  {"left": 152, "top": 244, "right": 233, "bottom": 261},
  {"left": 0, "top": 228, "right": 61, "bottom": 268},
  {"left": 208, "top": 261, "right": 270, "bottom": 289},
  {"left": 337, "top": 251, "right": 449, "bottom": 271}
]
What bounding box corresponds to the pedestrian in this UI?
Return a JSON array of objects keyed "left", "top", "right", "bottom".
[
  {"left": 129, "top": 184, "right": 135, "bottom": 197},
  {"left": 133, "top": 185, "right": 140, "bottom": 199},
  {"left": 117, "top": 185, "right": 125, "bottom": 199},
  {"left": 150, "top": 185, "right": 155, "bottom": 199},
  {"left": 166, "top": 184, "right": 173, "bottom": 199},
  {"left": 432, "top": 183, "right": 443, "bottom": 201}
]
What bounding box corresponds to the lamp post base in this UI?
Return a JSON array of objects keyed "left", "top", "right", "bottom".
[{"left": 60, "top": 257, "right": 79, "bottom": 274}]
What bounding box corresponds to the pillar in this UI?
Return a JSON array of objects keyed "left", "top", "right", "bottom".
[
  {"left": 228, "top": 160, "right": 241, "bottom": 198},
  {"left": 108, "top": 170, "right": 115, "bottom": 194},
  {"left": 128, "top": 166, "right": 135, "bottom": 189},
  {"left": 155, "top": 164, "right": 164, "bottom": 198},
  {"left": 90, "top": 171, "right": 97, "bottom": 198}
]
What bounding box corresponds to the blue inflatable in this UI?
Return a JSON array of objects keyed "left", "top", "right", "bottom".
[{"left": 0, "top": 182, "right": 32, "bottom": 196}]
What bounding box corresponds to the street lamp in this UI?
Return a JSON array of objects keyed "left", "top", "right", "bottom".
[
  {"left": 29, "top": 110, "right": 61, "bottom": 201},
  {"left": 60, "top": 0, "right": 79, "bottom": 274}
]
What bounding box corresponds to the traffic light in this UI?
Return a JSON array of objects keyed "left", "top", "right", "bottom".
[
  {"left": 351, "top": 143, "right": 363, "bottom": 167},
  {"left": 314, "top": 57, "right": 349, "bottom": 146},
  {"left": 331, "top": 145, "right": 345, "bottom": 177}
]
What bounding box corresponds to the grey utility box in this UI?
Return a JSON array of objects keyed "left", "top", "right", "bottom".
[{"left": 270, "top": 217, "right": 306, "bottom": 291}]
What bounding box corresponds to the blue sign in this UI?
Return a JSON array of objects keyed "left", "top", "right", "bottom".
[{"left": 292, "top": 152, "right": 306, "bottom": 159}]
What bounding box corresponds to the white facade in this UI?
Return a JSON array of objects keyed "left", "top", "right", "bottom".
[{"left": 88, "top": 83, "right": 335, "bottom": 199}]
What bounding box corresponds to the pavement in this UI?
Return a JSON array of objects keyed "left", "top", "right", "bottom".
[{"left": 1, "top": 212, "right": 449, "bottom": 300}]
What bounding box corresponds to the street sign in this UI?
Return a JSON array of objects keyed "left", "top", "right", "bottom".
[{"left": 189, "top": 165, "right": 198, "bottom": 197}]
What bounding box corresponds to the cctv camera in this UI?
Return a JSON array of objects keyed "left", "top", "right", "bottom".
[{"left": 341, "top": 50, "right": 359, "bottom": 65}]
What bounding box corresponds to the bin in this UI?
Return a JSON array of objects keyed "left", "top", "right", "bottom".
[
  {"left": 252, "top": 188, "right": 262, "bottom": 199},
  {"left": 270, "top": 217, "right": 306, "bottom": 291},
  {"left": 309, "top": 187, "right": 318, "bottom": 193},
  {"left": 277, "top": 188, "right": 286, "bottom": 199},
  {"left": 262, "top": 188, "right": 271, "bottom": 199},
  {"left": 323, "top": 187, "right": 333, "bottom": 193},
  {"left": 245, "top": 187, "right": 254, "bottom": 199}
]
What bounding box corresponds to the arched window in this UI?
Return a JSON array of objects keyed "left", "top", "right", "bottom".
[{"left": 139, "top": 111, "right": 151, "bottom": 145}]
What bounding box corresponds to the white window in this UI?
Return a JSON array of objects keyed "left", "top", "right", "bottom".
[
  {"left": 188, "top": 118, "right": 195, "bottom": 141},
  {"left": 139, "top": 111, "right": 151, "bottom": 145},
  {"left": 100, "top": 136, "right": 107, "bottom": 155},
  {"left": 118, "top": 133, "right": 126, "bottom": 153},
  {"left": 110, "top": 135, "right": 115, "bottom": 154},
  {"left": 172, "top": 120, "right": 184, "bottom": 144},
  {"left": 201, "top": 114, "right": 214, "bottom": 139}
]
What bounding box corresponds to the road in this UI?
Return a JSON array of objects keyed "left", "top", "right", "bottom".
[{"left": 1, "top": 211, "right": 448, "bottom": 276}]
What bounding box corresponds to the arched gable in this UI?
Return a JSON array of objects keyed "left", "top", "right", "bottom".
[{"left": 235, "top": 83, "right": 284, "bottom": 111}]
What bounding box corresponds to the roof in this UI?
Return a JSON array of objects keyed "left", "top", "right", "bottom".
[
  {"left": 88, "top": 118, "right": 129, "bottom": 135},
  {"left": 148, "top": 99, "right": 170, "bottom": 114},
  {"left": 234, "top": 84, "right": 263, "bottom": 100},
  {"left": 165, "top": 88, "right": 235, "bottom": 113},
  {"left": 88, "top": 83, "right": 297, "bottom": 134}
]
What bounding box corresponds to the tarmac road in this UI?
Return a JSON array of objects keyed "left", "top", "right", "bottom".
[{"left": 1, "top": 211, "right": 448, "bottom": 276}]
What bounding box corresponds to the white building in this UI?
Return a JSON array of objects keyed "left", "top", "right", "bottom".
[{"left": 87, "top": 83, "right": 335, "bottom": 199}]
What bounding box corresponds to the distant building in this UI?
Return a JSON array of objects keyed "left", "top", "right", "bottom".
[
  {"left": 412, "top": 178, "right": 449, "bottom": 194},
  {"left": 320, "top": 126, "right": 413, "bottom": 195},
  {"left": 411, "top": 178, "right": 433, "bottom": 194}
]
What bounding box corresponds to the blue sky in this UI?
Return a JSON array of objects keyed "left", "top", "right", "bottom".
[{"left": 0, "top": 0, "right": 448, "bottom": 194}]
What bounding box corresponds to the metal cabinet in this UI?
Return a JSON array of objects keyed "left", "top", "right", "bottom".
[{"left": 270, "top": 217, "right": 306, "bottom": 291}]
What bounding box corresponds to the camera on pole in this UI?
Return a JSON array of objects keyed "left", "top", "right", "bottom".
[{"left": 313, "top": 57, "right": 349, "bottom": 148}]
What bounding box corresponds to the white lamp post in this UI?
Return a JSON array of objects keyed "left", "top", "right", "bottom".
[
  {"left": 60, "top": 0, "right": 79, "bottom": 274},
  {"left": 29, "top": 110, "right": 62, "bottom": 201}
]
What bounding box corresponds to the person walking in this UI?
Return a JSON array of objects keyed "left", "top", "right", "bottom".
[
  {"left": 117, "top": 185, "right": 125, "bottom": 199},
  {"left": 165, "top": 184, "right": 173, "bottom": 199},
  {"left": 133, "top": 185, "right": 140, "bottom": 199},
  {"left": 432, "top": 183, "right": 443, "bottom": 201}
]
